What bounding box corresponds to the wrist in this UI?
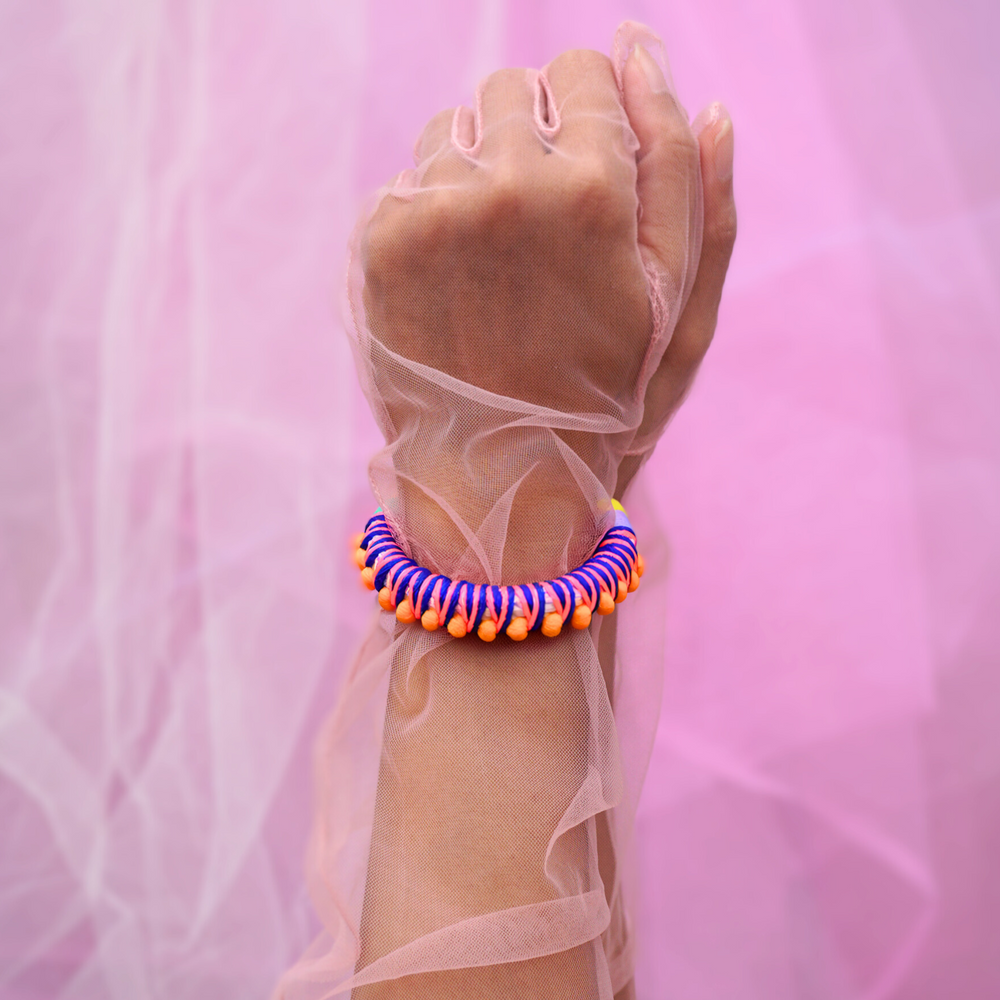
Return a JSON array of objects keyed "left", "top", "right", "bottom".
[
  {"left": 357, "top": 496, "right": 640, "bottom": 641},
  {"left": 373, "top": 447, "right": 613, "bottom": 586}
]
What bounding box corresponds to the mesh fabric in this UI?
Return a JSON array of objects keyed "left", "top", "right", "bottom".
[{"left": 277, "top": 21, "right": 702, "bottom": 1000}]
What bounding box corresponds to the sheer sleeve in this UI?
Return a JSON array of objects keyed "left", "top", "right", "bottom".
[{"left": 275, "top": 22, "right": 702, "bottom": 1000}]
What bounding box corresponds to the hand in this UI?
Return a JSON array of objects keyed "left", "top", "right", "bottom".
[{"left": 349, "top": 22, "right": 736, "bottom": 582}]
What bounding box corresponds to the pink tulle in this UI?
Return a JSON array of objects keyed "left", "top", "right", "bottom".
[{"left": 1, "top": 1, "right": 999, "bottom": 998}]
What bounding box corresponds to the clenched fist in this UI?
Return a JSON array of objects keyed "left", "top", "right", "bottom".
[{"left": 347, "top": 21, "right": 735, "bottom": 583}]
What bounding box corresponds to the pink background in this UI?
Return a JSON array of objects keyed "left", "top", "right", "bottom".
[{"left": 1, "top": 1, "right": 998, "bottom": 997}]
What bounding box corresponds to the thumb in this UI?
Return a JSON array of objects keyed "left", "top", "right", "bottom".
[{"left": 620, "top": 37, "right": 703, "bottom": 295}]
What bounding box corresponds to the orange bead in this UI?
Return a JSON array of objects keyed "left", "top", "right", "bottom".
[
  {"left": 541, "top": 612, "right": 563, "bottom": 637},
  {"left": 447, "top": 616, "right": 467, "bottom": 639},
  {"left": 506, "top": 617, "right": 528, "bottom": 641},
  {"left": 628, "top": 570, "right": 640, "bottom": 593},
  {"left": 636, "top": 553, "right": 645, "bottom": 578},
  {"left": 360, "top": 566, "right": 375, "bottom": 590},
  {"left": 598, "top": 590, "right": 615, "bottom": 615},
  {"left": 615, "top": 578, "right": 627, "bottom": 603},
  {"left": 354, "top": 547, "right": 367, "bottom": 570},
  {"left": 477, "top": 619, "right": 497, "bottom": 642},
  {"left": 378, "top": 587, "right": 393, "bottom": 611},
  {"left": 350, "top": 532, "right": 363, "bottom": 551},
  {"left": 421, "top": 609, "right": 439, "bottom": 631},
  {"left": 571, "top": 604, "right": 592, "bottom": 629},
  {"left": 395, "top": 598, "right": 415, "bottom": 624}
]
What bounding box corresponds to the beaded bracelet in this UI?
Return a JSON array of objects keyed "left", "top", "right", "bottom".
[{"left": 350, "top": 501, "right": 644, "bottom": 641}]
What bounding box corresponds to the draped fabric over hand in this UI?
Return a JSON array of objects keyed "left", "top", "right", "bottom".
[{"left": 277, "top": 22, "right": 704, "bottom": 998}]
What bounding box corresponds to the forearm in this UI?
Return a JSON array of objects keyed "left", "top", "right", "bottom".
[
  {"left": 278, "top": 20, "right": 736, "bottom": 999},
  {"left": 355, "top": 428, "right": 631, "bottom": 985},
  {"left": 354, "top": 628, "right": 619, "bottom": 999}
]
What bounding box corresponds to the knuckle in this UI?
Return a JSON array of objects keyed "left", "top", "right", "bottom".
[
  {"left": 563, "top": 160, "right": 635, "bottom": 229},
  {"left": 479, "top": 169, "right": 533, "bottom": 223},
  {"left": 364, "top": 193, "right": 450, "bottom": 276},
  {"left": 362, "top": 216, "right": 403, "bottom": 292},
  {"left": 364, "top": 200, "right": 401, "bottom": 267},
  {"left": 480, "top": 66, "right": 533, "bottom": 100},
  {"left": 645, "top": 127, "right": 700, "bottom": 188},
  {"left": 707, "top": 200, "right": 738, "bottom": 253},
  {"left": 415, "top": 108, "right": 457, "bottom": 160},
  {"left": 671, "top": 127, "right": 701, "bottom": 166},
  {"left": 654, "top": 121, "right": 700, "bottom": 166},
  {"left": 546, "top": 48, "right": 616, "bottom": 86},
  {"left": 675, "top": 324, "right": 716, "bottom": 368},
  {"left": 428, "top": 108, "right": 457, "bottom": 139},
  {"left": 682, "top": 128, "right": 702, "bottom": 162}
]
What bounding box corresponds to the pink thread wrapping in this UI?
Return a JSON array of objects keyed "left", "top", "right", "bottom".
[
  {"left": 389, "top": 565, "right": 407, "bottom": 606},
  {"left": 539, "top": 581, "right": 564, "bottom": 622},
  {"left": 497, "top": 588, "right": 510, "bottom": 629},
  {"left": 514, "top": 585, "right": 542, "bottom": 630},
  {"left": 468, "top": 585, "right": 482, "bottom": 631},
  {"left": 415, "top": 575, "right": 434, "bottom": 617},
  {"left": 430, "top": 578, "right": 446, "bottom": 625}
]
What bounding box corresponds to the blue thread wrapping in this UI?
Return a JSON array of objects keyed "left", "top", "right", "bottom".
[
  {"left": 357, "top": 511, "right": 637, "bottom": 635},
  {"left": 568, "top": 569, "right": 597, "bottom": 607},
  {"left": 444, "top": 582, "right": 464, "bottom": 625},
  {"left": 471, "top": 585, "right": 489, "bottom": 631},
  {"left": 406, "top": 567, "right": 430, "bottom": 609},
  {"left": 550, "top": 578, "right": 575, "bottom": 620},
  {"left": 529, "top": 583, "right": 547, "bottom": 631},
  {"left": 392, "top": 563, "right": 419, "bottom": 599},
  {"left": 374, "top": 554, "right": 407, "bottom": 592},
  {"left": 517, "top": 586, "right": 535, "bottom": 629},
  {"left": 492, "top": 586, "right": 515, "bottom": 632},
  {"left": 421, "top": 575, "right": 448, "bottom": 618}
]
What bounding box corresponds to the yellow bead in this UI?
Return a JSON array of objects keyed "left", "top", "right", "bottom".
[
  {"left": 541, "top": 612, "right": 562, "bottom": 637},
  {"left": 636, "top": 553, "right": 645, "bottom": 578},
  {"left": 598, "top": 591, "right": 615, "bottom": 615},
  {"left": 571, "top": 604, "right": 592, "bottom": 629},
  {"left": 395, "top": 598, "right": 415, "bottom": 624},
  {"left": 421, "top": 609, "right": 439, "bottom": 631},
  {"left": 628, "top": 570, "right": 640, "bottom": 593},
  {"left": 506, "top": 617, "right": 528, "bottom": 641},
  {"left": 378, "top": 587, "right": 393, "bottom": 611},
  {"left": 447, "top": 616, "right": 467, "bottom": 639},
  {"left": 354, "top": 547, "right": 367, "bottom": 570},
  {"left": 360, "top": 566, "right": 375, "bottom": 590},
  {"left": 615, "top": 578, "right": 627, "bottom": 603},
  {"left": 477, "top": 619, "right": 497, "bottom": 642}
]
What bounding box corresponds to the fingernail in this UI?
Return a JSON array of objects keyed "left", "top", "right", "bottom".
[
  {"left": 712, "top": 104, "right": 733, "bottom": 183},
  {"left": 633, "top": 43, "right": 672, "bottom": 96},
  {"left": 692, "top": 102, "right": 722, "bottom": 135}
]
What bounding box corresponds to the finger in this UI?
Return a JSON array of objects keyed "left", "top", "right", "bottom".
[
  {"left": 664, "top": 103, "right": 736, "bottom": 378},
  {"left": 543, "top": 49, "right": 634, "bottom": 168},
  {"left": 477, "top": 68, "right": 543, "bottom": 164},
  {"left": 415, "top": 106, "right": 477, "bottom": 188},
  {"left": 413, "top": 108, "right": 457, "bottom": 167},
  {"left": 630, "top": 103, "right": 737, "bottom": 448},
  {"left": 620, "top": 40, "right": 702, "bottom": 285},
  {"left": 615, "top": 102, "right": 735, "bottom": 503}
]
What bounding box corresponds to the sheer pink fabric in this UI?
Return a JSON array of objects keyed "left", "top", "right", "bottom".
[
  {"left": 2, "top": 1, "right": 999, "bottom": 999},
  {"left": 276, "top": 21, "right": 699, "bottom": 997}
]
